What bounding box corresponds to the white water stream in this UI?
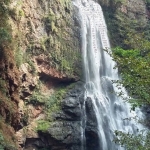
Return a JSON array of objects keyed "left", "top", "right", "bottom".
[{"left": 73, "top": 0, "right": 144, "bottom": 149}]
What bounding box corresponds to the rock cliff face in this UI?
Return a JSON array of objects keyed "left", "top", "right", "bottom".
[
  {"left": 12, "top": 0, "right": 81, "bottom": 149},
  {"left": 0, "top": 0, "right": 81, "bottom": 149},
  {"left": 98, "top": 0, "right": 149, "bottom": 47},
  {"left": 23, "top": 82, "right": 100, "bottom": 150},
  {"left": 24, "top": 82, "right": 84, "bottom": 150},
  {"left": 0, "top": 0, "right": 149, "bottom": 149}
]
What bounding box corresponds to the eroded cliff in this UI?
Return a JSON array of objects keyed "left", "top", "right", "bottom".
[{"left": 0, "top": 0, "right": 81, "bottom": 149}]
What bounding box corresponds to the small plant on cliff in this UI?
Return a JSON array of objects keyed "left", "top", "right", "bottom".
[
  {"left": 15, "top": 48, "right": 24, "bottom": 68},
  {"left": 0, "top": 133, "right": 4, "bottom": 150},
  {"left": 45, "top": 87, "right": 67, "bottom": 121},
  {"left": 29, "top": 91, "right": 48, "bottom": 105},
  {"left": 0, "top": 28, "right": 11, "bottom": 44},
  {"left": 36, "top": 120, "right": 50, "bottom": 132}
]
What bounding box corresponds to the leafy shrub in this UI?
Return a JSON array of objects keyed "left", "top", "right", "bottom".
[
  {"left": 114, "top": 130, "right": 150, "bottom": 150},
  {"left": 112, "top": 46, "right": 150, "bottom": 106},
  {"left": 29, "top": 92, "right": 48, "bottom": 105},
  {"left": 113, "top": 47, "right": 140, "bottom": 58}
]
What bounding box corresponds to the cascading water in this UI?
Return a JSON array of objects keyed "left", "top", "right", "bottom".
[{"left": 73, "top": 0, "right": 144, "bottom": 149}]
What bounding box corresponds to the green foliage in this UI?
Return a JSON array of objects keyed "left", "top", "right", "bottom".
[
  {"left": 114, "top": 130, "right": 150, "bottom": 150},
  {"left": 35, "top": 87, "right": 65, "bottom": 132},
  {"left": 36, "top": 120, "right": 50, "bottom": 132},
  {"left": 113, "top": 47, "right": 140, "bottom": 57},
  {"left": 29, "top": 91, "right": 48, "bottom": 105},
  {"left": 15, "top": 48, "right": 24, "bottom": 68},
  {"left": 42, "top": 1, "right": 80, "bottom": 76},
  {"left": 0, "top": 1, "right": 12, "bottom": 47},
  {"left": 14, "top": 48, "right": 36, "bottom": 72},
  {"left": 46, "top": 83, "right": 76, "bottom": 120},
  {"left": 112, "top": 47, "right": 150, "bottom": 105},
  {"left": 18, "top": 9, "right": 24, "bottom": 17},
  {"left": 45, "top": 86, "right": 67, "bottom": 121},
  {"left": 124, "top": 32, "right": 150, "bottom": 54},
  {"left": 0, "top": 133, "right": 4, "bottom": 150},
  {"left": 103, "top": 0, "right": 150, "bottom": 106},
  {"left": 0, "top": 132, "right": 17, "bottom": 150},
  {"left": 27, "top": 59, "right": 36, "bottom": 74},
  {"left": 0, "top": 28, "right": 11, "bottom": 44},
  {"left": 0, "top": 2, "right": 8, "bottom": 16}
]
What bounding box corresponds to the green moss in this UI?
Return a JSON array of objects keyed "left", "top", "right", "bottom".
[
  {"left": 0, "top": 28, "right": 11, "bottom": 44},
  {"left": 0, "top": 123, "right": 17, "bottom": 150},
  {"left": 28, "top": 59, "right": 36, "bottom": 74},
  {"left": 18, "top": 9, "right": 24, "bottom": 17},
  {"left": 36, "top": 120, "right": 50, "bottom": 132},
  {"left": 51, "top": 21, "right": 58, "bottom": 33},
  {"left": 35, "top": 83, "right": 76, "bottom": 133},
  {"left": 15, "top": 48, "right": 24, "bottom": 68},
  {"left": 29, "top": 92, "right": 48, "bottom": 105},
  {"left": 112, "top": 47, "right": 140, "bottom": 58}
]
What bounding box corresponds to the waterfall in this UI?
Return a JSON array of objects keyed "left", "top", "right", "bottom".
[{"left": 73, "top": 0, "right": 144, "bottom": 149}]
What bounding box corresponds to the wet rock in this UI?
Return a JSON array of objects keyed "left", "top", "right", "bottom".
[
  {"left": 85, "top": 97, "right": 100, "bottom": 150},
  {"left": 48, "top": 121, "right": 82, "bottom": 144},
  {"left": 85, "top": 97, "right": 98, "bottom": 128},
  {"left": 23, "top": 82, "right": 84, "bottom": 150}
]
